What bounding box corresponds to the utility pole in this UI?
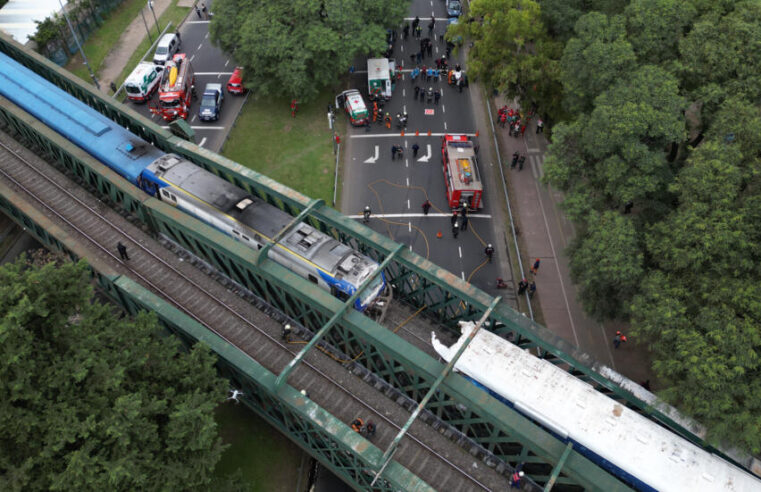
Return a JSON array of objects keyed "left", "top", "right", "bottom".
[
  {"left": 147, "top": 1, "right": 160, "bottom": 37},
  {"left": 57, "top": 0, "right": 100, "bottom": 89},
  {"left": 139, "top": 8, "right": 153, "bottom": 44}
]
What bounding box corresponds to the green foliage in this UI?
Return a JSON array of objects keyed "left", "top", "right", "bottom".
[
  {"left": 209, "top": 0, "right": 409, "bottom": 101},
  {"left": 544, "top": 65, "right": 685, "bottom": 220},
  {"left": 539, "top": 0, "right": 629, "bottom": 41},
  {"left": 678, "top": 1, "right": 761, "bottom": 117},
  {"left": 544, "top": 0, "right": 761, "bottom": 454},
  {"left": 450, "top": 0, "right": 563, "bottom": 116},
  {"left": 569, "top": 211, "right": 644, "bottom": 320},
  {"left": 0, "top": 257, "right": 227, "bottom": 491},
  {"left": 624, "top": 0, "right": 696, "bottom": 65},
  {"left": 559, "top": 12, "right": 635, "bottom": 114},
  {"left": 633, "top": 139, "right": 761, "bottom": 453}
]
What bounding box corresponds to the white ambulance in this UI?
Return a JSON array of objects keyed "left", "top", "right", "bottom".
[{"left": 124, "top": 62, "right": 163, "bottom": 103}]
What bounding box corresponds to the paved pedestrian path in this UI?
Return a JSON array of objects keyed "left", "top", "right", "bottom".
[
  {"left": 96, "top": 0, "right": 199, "bottom": 94},
  {"left": 492, "top": 96, "right": 653, "bottom": 386}
]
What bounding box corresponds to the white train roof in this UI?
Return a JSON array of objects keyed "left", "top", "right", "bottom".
[{"left": 431, "top": 322, "right": 761, "bottom": 491}]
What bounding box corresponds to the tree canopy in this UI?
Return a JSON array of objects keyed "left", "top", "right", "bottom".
[
  {"left": 0, "top": 256, "right": 227, "bottom": 490},
  {"left": 458, "top": 0, "right": 761, "bottom": 452},
  {"left": 209, "top": 0, "right": 409, "bottom": 101}
]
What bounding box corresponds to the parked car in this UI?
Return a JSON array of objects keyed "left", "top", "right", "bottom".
[
  {"left": 227, "top": 67, "right": 246, "bottom": 95},
  {"left": 446, "top": 0, "right": 462, "bottom": 17},
  {"left": 153, "top": 33, "right": 181, "bottom": 65},
  {"left": 198, "top": 83, "right": 223, "bottom": 121}
]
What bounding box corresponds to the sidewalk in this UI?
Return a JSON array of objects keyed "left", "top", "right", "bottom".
[
  {"left": 492, "top": 96, "right": 652, "bottom": 386},
  {"left": 95, "top": 0, "right": 195, "bottom": 93}
]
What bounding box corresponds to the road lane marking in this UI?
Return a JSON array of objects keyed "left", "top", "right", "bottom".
[
  {"left": 444, "top": 121, "right": 447, "bottom": 130},
  {"left": 349, "top": 133, "right": 477, "bottom": 139},
  {"left": 458, "top": 246, "right": 462, "bottom": 258},
  {"left": 199, "top": 137, "right": 207, "bottom": 147},
  {"left": 186, "top": 20, "right": 210, "bottom": 24},
  {"left": 407, "top": 199, "right": 410, "bottom": 209},
  {"left": 364, "top": 145, "right": 379, "bottom": 163},
  {"left": 190, "top": 54, "right": 195, "bottom": 62},
  {"left": 442, "top": 105, "right": 445, "bottom": 113},
  {"left": 225, "top": 59, "right": 230, "bottom": 67},
  {"left": 417, "top": 144, "right": 432, "bottom": 162},
  {"left": 161, "top": 126, "right": 226, "bottom": 130},
  {"left": 347, "top": 213, "right": 492, "bottom": 219},
  {"left": 191, "top": 115, "right": 196, "bottom": 122},
  {"left": 409, "top": 221, "right": 412, "bottom": 232},
  {"left": 195, "top": 72, "right": 234, "bottom": 76}
]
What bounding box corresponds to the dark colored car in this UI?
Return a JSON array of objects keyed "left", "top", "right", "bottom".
[
  {"left": 227, "top": 67, "right": 246, "bottom": 95},
  {"left": 199, "top": 83, "right": 224, "bottom": 121}
]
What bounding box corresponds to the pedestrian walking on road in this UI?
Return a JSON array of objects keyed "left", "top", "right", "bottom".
[
  {"left": 403, "top": 24, "right": 409, "bottom": 39},
  {"left": 451, "top": 210, "right": 458, "bottom": 226},
  {"left": 201, "top": 2, "right": 208, "bottom": 19},
  {"left": 511, "top": 152, "right": 519, "bottom": 169},
  {"left": 414, "top": 86, "right": 420, "bottom": 100},
  {"left": 364, "top": 421, "right": 377, "bottom": 437},
  {"left": 452, "top": 222, "right": 459, "bottom": 238},
  {"left": 281, "top": 324, "right": 292, "bottom": 342},
  {"left": 613, "top": 331, "right": 627, "bottom": 349},
  {"left": 363, "top": 206, "right": 371, "bottom": 223},
  {"left": 517, "top": 278, "right": 528, "bottom": 295},
  {"left": 428, "top": 16, "right": 435, "bottom": 35},
  {"left": 422, "top": 200, "right": 431, "bottom": 215},
  {"left": 460, "top": 214, "right": 468, "bottom": 231},
  {"left": 484, "top": 244, "right": 495, "bottom": 262},
  {"left": 117, "top": 241, "right": 129, "bottom": 261},
  {"left": 426, "top": 43, "right": 433, "bottom": 57},
  {"left": 412, "top": 15, "right": 420, "bottom": 31},
  {"left": 536, "top": 118, "right": 544, "bottom": 133},
  {"left": 195, "top": 5, "right": 202, "bottom": 18},
  {"left": 528, "top": 281, "right": 536, "bottom": 299},
  {"left": 531, "top": 258, "right": 540, "bottom": 275},
  {"left": 434, "top": 89, "right": 441, "bottom": 104},
  {"left": 412, "top": 142, "right": 420, "bottom": 157},
  {"left": 518, "top": 155, "right": 526, "bottom": 171},
  {"left": 391, "top": 145, "right": 397, "bottom": 160}
]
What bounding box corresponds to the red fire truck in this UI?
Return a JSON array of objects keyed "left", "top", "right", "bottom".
[
  {"left": 150, "top": 53, "right": 195, "bottom": 121},
  {"left": 441, "top": 134, "right": 483, "bottom": 209}
]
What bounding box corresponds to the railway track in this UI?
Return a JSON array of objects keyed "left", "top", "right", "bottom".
[{"left": 0, "top": 131, "right": 509, "bottom": 491}]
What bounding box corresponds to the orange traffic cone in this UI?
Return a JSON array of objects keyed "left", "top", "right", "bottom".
[
  {"left": 401, "top": 130, "right": 405, "bottom": 136},
  {"left": 436, "top": 231, "right": 443, "bottom": 239},
  {"left": 475, "top": 130, "right": 480, "bottom": 137}
]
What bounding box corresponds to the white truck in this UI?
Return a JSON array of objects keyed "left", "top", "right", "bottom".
[
  {"left": 367, "top": 58, "right": 395, "bottom": 101},
  {"left": 124, "top": 62, "right": 163, "bottom": 103}
]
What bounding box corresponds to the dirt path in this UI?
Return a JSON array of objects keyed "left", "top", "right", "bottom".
[{"left": 95, "top": 0, "right": 176, "bottom": 93}]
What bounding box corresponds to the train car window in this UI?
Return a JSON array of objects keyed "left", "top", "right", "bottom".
[
  {"left": 308, "top": 275, "right": 318, "bottom": 284},
  {"left": 241, "top": 235, "right": 250, "bottom": 241},
  {"left": 232, "top": 230, "right": 240, "bottom": 235}
]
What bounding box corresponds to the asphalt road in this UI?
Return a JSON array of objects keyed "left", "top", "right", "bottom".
[
  {"left": 123, "top": 4, "right": 245, "bottom": 152},
  {"left": 341, "top": 13, "right": 503, "bottom": 294}
]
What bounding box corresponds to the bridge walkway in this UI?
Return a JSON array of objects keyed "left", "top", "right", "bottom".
[{"left": 0, "top": 128, "right": 514, "bottom": 491}]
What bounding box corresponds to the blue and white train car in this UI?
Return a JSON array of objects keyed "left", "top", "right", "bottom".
[
  {"left": 432, "top": 322, "right": 761, "bottom": 491},
  {"left": 0, "top": 52, "right": 385, "bottom": 310}
]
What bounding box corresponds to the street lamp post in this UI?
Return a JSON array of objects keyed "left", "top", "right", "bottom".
[
  {"left": 147, "top": 1, "right": 160, "bottom": 37},
  {"left": 57, "top": 0, "right": 100, "bottom": 89},
  {"left": 139, "top": 8, "right": 153, "bottom": 44}
]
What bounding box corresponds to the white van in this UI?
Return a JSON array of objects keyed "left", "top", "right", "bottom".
[
  {"left": 124, "top": 62, "right": 163, "bottom": 102},
  {"left": 153, "top": 33, "right": 181, "bottom": 65}
]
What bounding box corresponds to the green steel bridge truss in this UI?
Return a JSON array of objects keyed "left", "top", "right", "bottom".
[{"left": 2, "top": 31, "right": 755, "bottom": 490}]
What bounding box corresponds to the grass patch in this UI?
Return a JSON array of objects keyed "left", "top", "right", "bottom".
[
  {"left": 222, "top": 90, "right": 341, "bottom": 205},
  {"left": 214, "top": 403, "right": 308, "bottom": 491},
  {"left": 113, "top": 3, "right": 190, "bottom": 88},
  {"left": 64, "top": 0, "right": 189, "bottom": 85}
]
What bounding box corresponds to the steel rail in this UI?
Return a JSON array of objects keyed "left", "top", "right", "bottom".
[{"left": 0, "top": 138, "right": 492, "bottom": 491}]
